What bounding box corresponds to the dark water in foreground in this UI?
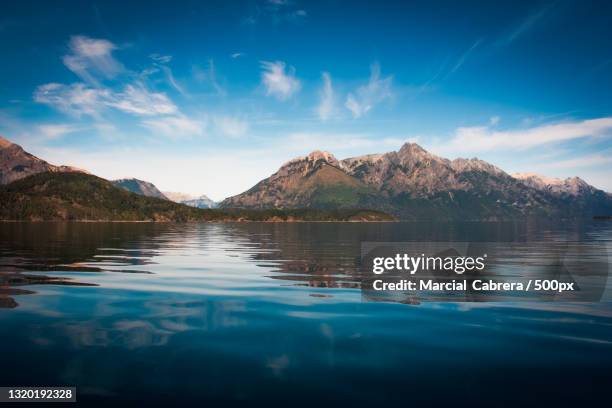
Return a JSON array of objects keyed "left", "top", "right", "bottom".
[{"left": 0, "top": 222, "right": 611, "bottom": 407}]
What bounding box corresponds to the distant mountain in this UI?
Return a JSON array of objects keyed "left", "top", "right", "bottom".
[
  {"left": 111, "top": 178, "right": 167, "bottom": 199},
  {"left": 163, "top": 191, "right": 195, "bottom": 202},
  {"left": 0, "top": 135, "right": 84, "bottom": 184},
  {"left": 222, "top": 143, "right": 612, "bottom": 220},
  {"left": 182, "top": 195, "right": 217, "bottom": 209},
  {"left": 1, "top": 172, "right": 203, "bottom": 221},
  {"left": 512, "top": 172, "right": 612, "bottom": 218},
  {"left": 163, "top": 191, "right": 218, "bottom": 208},
  {"left": 0, "top": 172, "right": 392, "bottom": 222}
]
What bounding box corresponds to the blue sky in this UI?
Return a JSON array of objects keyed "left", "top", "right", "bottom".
[{"left": 1, "top": 0, "right": 611, "bottom": 199}]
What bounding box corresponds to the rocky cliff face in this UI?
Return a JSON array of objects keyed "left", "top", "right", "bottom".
[
  {"left": 0, "top": 136, "right": 83, "bottom": 185},
  {"left": 111, "top": 178, "right": 167, "bottom": 199},
  {"left": 222, "top": 142, "right": 612, "bottom": 220}
]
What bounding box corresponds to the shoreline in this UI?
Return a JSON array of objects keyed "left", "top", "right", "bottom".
[{"left": 0, "top": 219, "right": 398, "bottom": 223}]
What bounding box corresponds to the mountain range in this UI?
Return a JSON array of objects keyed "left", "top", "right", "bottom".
[
  {"left": 1, "top": 135, "right": 610, "bottom": 220},
  {"left": 163, "top": 192, "right": 218, "bottom": 209},
  {"left": 0, "top": 136, "right": 218, "bottom": 207},
  {"left": 221, "top": 143, "right": 612, "bottom": 220},
  {"left": 0, "top": 136, "right": 387, "bottom": 221},
  {"left": 111, "top": 180, "right": 218, "bottom": 208}
]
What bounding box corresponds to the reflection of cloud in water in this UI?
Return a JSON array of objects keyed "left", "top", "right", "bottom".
[
  {"left": 35, "top": 298, "right": 250, "bottom": 350},
  {"left": 266, "top": 354, "right": 290, "bottom": 377}
]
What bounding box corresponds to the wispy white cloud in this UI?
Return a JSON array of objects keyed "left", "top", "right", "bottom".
[
  {"left": 192, "top": 60, "right": 226, "bottom": 96},
  {"left": 149, "top": 53, "right": 172, "bottom": 64},
  {"left": 147, "top": 54, "right": 186, "bottom": 95},
  {"left": 34, "top": 83, "right": 110, "bottom": 118},
  {"left": 214, "top": 116, "right": 249, "bottom": 137},
  {"left": 34, "top": 82, "right": 177, "bottom": 117},
  {"left": 535, "top": 153, "right": 612, "bottom": 171},
  {"left": 317, "top": 72, "right": 335, "bottom": 121},
  {"left": 160, "top": 66, "right": 186, "bottom": 95},
  {"left": 497, "top": 4, "right": 555, "bottom": 47},
  {"left": 345, "top": 63, "right": 392, "bottom": 118},
  {"left": 489, "top": 116, "right": 500, "bottom": 126},
  {"left": 442, "top": 117, "right": 612, "bottom": 153},
  {"left": 37, "top": 124, "right": 81, "bottom": 140},
  {"left": 261, "top": 61, "right": 301, "bottom": 100},
  {"left": 446, "top": 38, "right": 483, "bottom": 77},
  {"left": 230, "top": 52, "right": 245, "bottom": 59},
  {"left": 207, "top": 59, "right": 225, "bottom": 96},
  {"left": 62, "top": 36, "right": 123, "bottom": 84},
  {"left": 108, "top": 83, "right": 178, "bottom": 116},
  {"left": 288, "top": 9, "right": 307, "bottom": 20},
  {"left": 141, "top": 115, "right": 205, "bottom": 138}
]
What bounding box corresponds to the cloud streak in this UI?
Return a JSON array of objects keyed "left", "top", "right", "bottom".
[
  {"left": 141, "top": 115, "right": 205, "bottom": 138},
  {"left": 317, "top": 72, "right": 335, "bottom": 121},
  {"left": 345, "top": 63, "right": 392, "bottom": 118},
  {"left": 497, "top": 4, "right": 555, "bottom": 47},
  {"left": 214, "top": 116, "right": 249, "bottom": 137},
  {"left": 446, "top": 38, "right": 483, "bottom": 77},
  {"left": 261, "top": 61, "right": 301, "bottom": 100},
  {"left": 536, "top": 153, "right": 612, "bottom": 171},
  {"left": 62, "top": 36, "right": 123, "bottom": 84},
  {"left": 37, "top": 124, "right": 81, "bottom": 140},
  {"left": 444, "top": 117, "right": 612, "bottom": 153},
  {"left": 34, "top": 82, "right": 177, "bottom": 117}
]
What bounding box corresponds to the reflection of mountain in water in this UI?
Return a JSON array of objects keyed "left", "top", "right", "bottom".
[
  {"left": 219, "top": 221, "right": 610, "bottom": 303},
  {"left": 1, "top": 221, "right": 609, "bottom": 308},
  {"left": 0, "top": 223, "right": 170, "bottom": 307}
]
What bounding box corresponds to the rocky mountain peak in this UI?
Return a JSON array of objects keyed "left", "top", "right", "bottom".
[
  {"left": 0, "top": 135, "right": 14, "bottom": 149},
  {"left": 1, "top": 135, "right": 83, "bottom": 185},
  {"left": 563, "top": 176, "right": 592, "bottom": 195},
  {"left": 111, "top": 178, "right": 167, "bottom": 199},
  {"left": 395, "top": 142, "right": 447, "bottom": 167},
  {"left": 279, "top": 150, "right": 341, "bottom": 174},
  {"left": 452, "top": 157, "right": 507, "bottom": 176},
  {"left": 398, "top": 142, "right": 428, "bottom": 157},
  {"left": 512, "top": 173, "right": 595, "bottom": 196},
  {"left": 305, "top": 150, "right": 338, "bottom": 164}
]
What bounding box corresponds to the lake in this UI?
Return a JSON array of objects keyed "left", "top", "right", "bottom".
[{"left": 0, "top": 221, "right": 611, "bottom": 407}]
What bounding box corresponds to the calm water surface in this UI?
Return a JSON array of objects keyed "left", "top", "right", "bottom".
[{"left": 0, "top": 222, "right": 611, "bottom": 407}]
